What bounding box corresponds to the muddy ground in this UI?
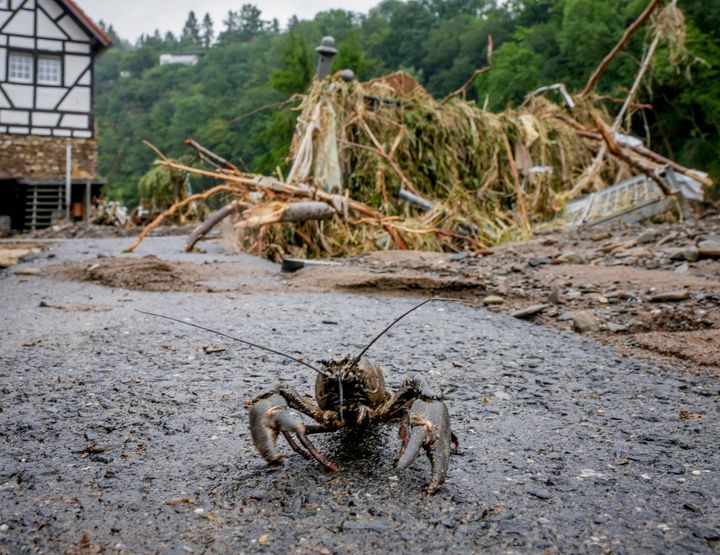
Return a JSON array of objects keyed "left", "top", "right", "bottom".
[
  {"left": 17, "top": 213, "right": 720, "bottom": 376},
  {"left": 1, "top": 228, "right": 719, "bottom": 553}
]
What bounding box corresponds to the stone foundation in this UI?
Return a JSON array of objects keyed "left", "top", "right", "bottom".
[{"left": 0, "top": 134, "right": 98, "bottom": 180}]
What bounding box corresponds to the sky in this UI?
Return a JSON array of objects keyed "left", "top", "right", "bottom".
[{"left": 77, "top": 0, "right": 380, "bottom": 43}]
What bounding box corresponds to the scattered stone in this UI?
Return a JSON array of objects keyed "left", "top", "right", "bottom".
[
  {"left": 557, "top": 312, "right": 574, "bottom": 322},
  {"left": 675, "top": 263, "right": 689, "bottom": 274},
  {"left": 555, "top": 251, "right": 585, "bottom": 264},
  {"left": 527, "top": 488, "right": 552, "bottom": 500},
  {"left": 669, "top": 247, "right": 699, "bottom": 262},
  {"left": 15, "top": 268, "right": 41, "bottom": 276},
  {"left": 591, "top": 231, "right": 611, "bottom": 242},
  {"left": 649, "top": 290, "right": 690, "bottom": 302},
  {"left": 657, "top": 232, "right": 678, "bottom": 246},
  {"left": 493, "top": 390, "right": 511, "bottom": 400},
  {"left": 697, "top": 240, "right": 720, "bottom": 258},
  {"left": 482, "top": 295, "right": 504, "bottom": 306},
  {"left": 342, "top": 519, "right": 391, "bottom": 532},
  {"left": 511, "top": 304, "right": 550, "bottom": 319},
  {"left": 605, "top": 322, "right": 628, "bottom": 333},
  {"left": 548, "top": 286, "right": 560, "bottom": 304},
  {"left": 635, "top": 229, "right": 661, "bottom": 244},
  {"left": 626, "top": 248, "right": 653, "bottom": 259},
  {"left": 571, "top": 310, "right": 599, "bottom": 333},
  {"left": 528, "top": 257, "right": 552, "bottom": 267}
]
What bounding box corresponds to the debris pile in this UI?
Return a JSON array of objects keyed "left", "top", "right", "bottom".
[{"left": 127, "top": 1, "right": 712, "bottom": 260}]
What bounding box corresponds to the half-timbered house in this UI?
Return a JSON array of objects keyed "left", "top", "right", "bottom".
[{"left": 0, "top": 0, "right": 110, "bottom": 231}]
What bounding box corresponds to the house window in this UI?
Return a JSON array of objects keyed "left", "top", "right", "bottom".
[
  {"left": 9, "top": 53, "right": 34, "bottom": 83},
  {"left": 0, "top": 0, "right": 8, "bottom": 9},
  {"left": 37, "top": 56, "right": 62, "bottom": 85}
]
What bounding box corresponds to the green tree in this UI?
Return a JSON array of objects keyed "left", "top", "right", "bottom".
[
  {"left": 201, "top": 13, "right": 215, "bottom": 49},
  {"left": 181, "top": 11, "right": 202, "bottom": 46},
  {"left": 271, "top": 31, "right": 314, "bottom": 95}
]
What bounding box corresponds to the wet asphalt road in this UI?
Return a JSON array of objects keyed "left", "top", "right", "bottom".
[{"left": 1, "top": 238, "right": 719, "bottom": 554}]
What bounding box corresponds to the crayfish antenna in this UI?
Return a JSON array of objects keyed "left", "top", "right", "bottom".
[
  {"left": 135, "top": 309, "right": 331, "bottom": 377},
  {"left": 348, "top": 297, "right": 466, "bottom": 369}
]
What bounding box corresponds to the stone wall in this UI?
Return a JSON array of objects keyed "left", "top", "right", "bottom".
[{"left": 0, "top": 135, "right": 99, "bottom": 181}]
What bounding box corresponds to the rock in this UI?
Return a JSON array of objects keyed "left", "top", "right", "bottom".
[
  {"left": 698, "top": 240, "right": 720, "bottom": 258},
  {"left": 15, "top": 268, "right": 41, "bottom": 276},
  {"left": 675, "top": 263, "right": 689, "bottom": 274},
  {"left": 591, "top": 231, "right": 611, "bottom": 242},
  {"left": 635, "top": 229, "right": 661, "bottom": 244},
  {"left": 555, "top": 251, "right": 585, "bottom": 264},
  {"left": 342, "top": 519, "right": 391, "bottom": 532},
  {"left": 527, "top": 488, "right": 553, "bottom": 500},
  {"left": 649, "top": 290, "right": 690, "bottom": 302},
  {"left": 669, "top": 247, "right": 699, "bottom": 262},
  {"left": 482, "top": 295, "right": 504, "bottom": 306},
  {"left": 571, "top": 310, "right": 599, "bottom": 333},
  {"left": 548, "top": 286, "right": 560, "bottom": 304},
  {"left": 528, "top": 257, "right": 552, "bottom": 267},
  {"left": 493, "top": 390, "right": 511, "bottom": 400},
  {"left": 557, "top": 312, "right": 575, "bottom": 322},
  {"left": 605, "top": 322, "right": 628, "bottom": 333},
  {"left": 512, "top": 304, "right": 550, "bottom": 319}
]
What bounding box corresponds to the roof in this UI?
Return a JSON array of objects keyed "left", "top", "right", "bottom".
[{"left": 59, "top": 0, "right": 112, "bottom": 50}]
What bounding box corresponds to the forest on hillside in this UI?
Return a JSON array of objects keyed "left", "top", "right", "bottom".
[{"left": 94, "top": 0, "right": 720, "bottom": 206}]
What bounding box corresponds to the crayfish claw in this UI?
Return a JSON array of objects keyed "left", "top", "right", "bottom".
[
  {"left": 396, "top": 399, "right": 453, "bottom": 494},
  {"left": 248, "top": 394, "right": 294, "bottom": 465},
  {"left": 248, "top": 393, "right": 339, "bottom": 472}
]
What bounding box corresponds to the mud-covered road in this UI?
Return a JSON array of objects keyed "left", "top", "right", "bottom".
[{"left": 1, "top": 237, "right": 719, "bottom": 554}]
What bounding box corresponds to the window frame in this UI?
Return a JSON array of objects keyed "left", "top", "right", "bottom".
[
  {"left": 8, "top": 52, "right": 34, "bottom": 84},
  {"left": 6, "top": 50, "right": 65, "bottom": 87},
  {"left": 37, "top": 55, "right": 62, "bottom": 86}
]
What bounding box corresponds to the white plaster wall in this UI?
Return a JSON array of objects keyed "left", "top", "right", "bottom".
[
  {"left": 9, "top": 36, "right": 34, "bottom": 48},
  {"left": 0, "top": 109, "right": 29, "bottom": 124},
  {"left": 37, "top": 9, "right": 67, "bottom": 40},
  {"left": 64, "top": 54, "right": 89, "bottom": 86},
  {"left": 37, "top": 0, "right": 62, "bottom": 20},
  {"left": 4, "top": 9, "right": 34, "bottom": 36},
  {"left": 57, "top": 86, "right": 90, "bottom": 112},
  {"left": 57, "top": 15, "right": 89, "bottom": 42},
  {"left": 59, "top": 114, "right": 86, "bottom": 128},
  {"left": 32, "top": 111, "right": 59, "bottom": 126},
  {"left": 2, "top": 83, "right": 33, "bottom": 108},
  {"left": 35, "top": 86, "right": 66, "bottom": 110},
  {"left": 36, "top": 38, "right": 62, "bottom": 51},
  {"left": 65, "top": 42, "right": 90, "bottom": 54}
]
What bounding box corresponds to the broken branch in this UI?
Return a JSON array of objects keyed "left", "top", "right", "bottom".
[
  {"left": 581, "top": 0, "right": 662, "bottom": 97},
  {"left": 185, "top": 200, "right": 247, "bottom": 252}
]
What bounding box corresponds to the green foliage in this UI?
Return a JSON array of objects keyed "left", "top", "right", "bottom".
[
  {"left": 94, "top": 1, "right": 720, "bottom": 206},
  {"left": 477, "top": 42, "right": 544, "bottom": 109},
  {"left": 271, "top": 31, "right": 314, "bottom": 95}
]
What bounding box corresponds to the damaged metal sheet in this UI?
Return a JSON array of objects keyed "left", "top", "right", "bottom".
[{"left": 560, "top": 167, "right": 706, "bottom": 227}]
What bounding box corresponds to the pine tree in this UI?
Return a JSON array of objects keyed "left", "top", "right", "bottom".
[
  {"left": 201, "top": 13, "right": 215, "bottom": 49},
  {"left": 181, "top": 11, "right": 202, "bottom": 46}
]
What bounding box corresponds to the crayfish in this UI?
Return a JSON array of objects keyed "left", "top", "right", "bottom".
[{"left": 138, "top": 298, "right": 457, "bottom": 494}]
